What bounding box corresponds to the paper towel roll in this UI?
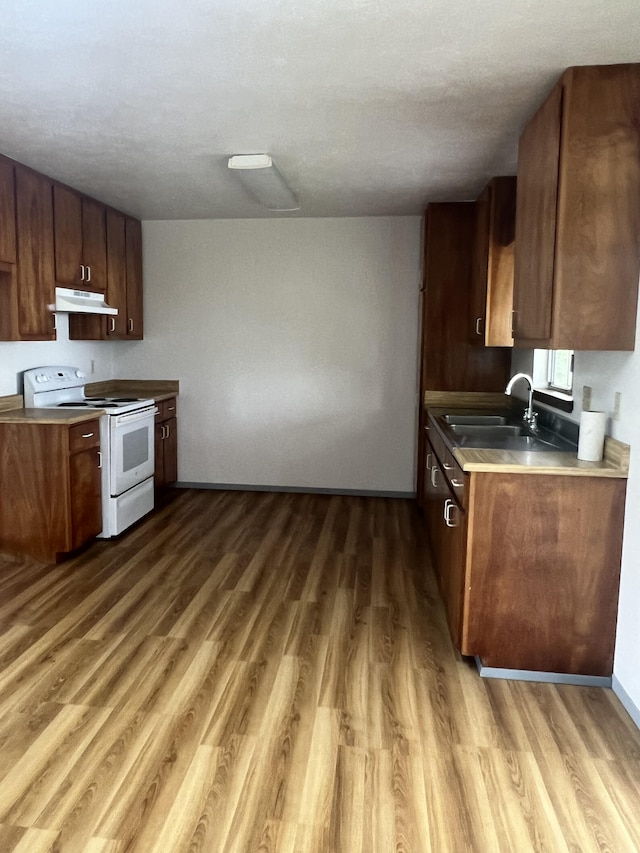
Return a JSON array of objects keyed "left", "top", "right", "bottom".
[{"left": 577, "top": 410, "right": 607, "bottom": 461}]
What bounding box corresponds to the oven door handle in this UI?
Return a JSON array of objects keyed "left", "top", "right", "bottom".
[{"left": 112, "top": 406, "right": 158, "bottom": 425}]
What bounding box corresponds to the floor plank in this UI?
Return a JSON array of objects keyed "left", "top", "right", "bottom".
[{"left": 0, "top": 489, "right": 639, "bottom": 852}]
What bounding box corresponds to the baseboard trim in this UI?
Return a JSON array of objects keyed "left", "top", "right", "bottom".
[
  {"left": 612, "top": 674, "right": 640, "bottom": 730},
  {"left": 174, "top": 482, "right": 415, "bottom": 499},
  {"left": 475, "top": 657, "right": 612, "bottom": 687}
]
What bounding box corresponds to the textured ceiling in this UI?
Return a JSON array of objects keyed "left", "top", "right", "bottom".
[{"left": 0, "top": 0, "right": 638, "bottom": 220}]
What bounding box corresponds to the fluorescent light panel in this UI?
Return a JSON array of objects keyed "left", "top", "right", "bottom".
[{"left": 228, "top": 154, "right": 299, "bottom": 211}]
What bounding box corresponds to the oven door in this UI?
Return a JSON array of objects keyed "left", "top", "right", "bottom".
[{"left": 109, "top": 407, "right": 156, "bottom": 496}]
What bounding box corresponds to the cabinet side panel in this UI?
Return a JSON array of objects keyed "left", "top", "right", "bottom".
[
  {"left": 464, "top": 473, "right": 625, "bottom": 676},
  {"left": 513, "top": 82, "right": 562, "bottom": 345},
  {"left": 0, "top": 161, "right": 17, "bottom": 263},
  {"left": 553, "top": 64, "right": 640, "bottom": 350}
]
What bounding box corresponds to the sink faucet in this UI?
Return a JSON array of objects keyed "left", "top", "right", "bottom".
[{"left": 505, "top": 372, "right": 538, "bottom": 429}]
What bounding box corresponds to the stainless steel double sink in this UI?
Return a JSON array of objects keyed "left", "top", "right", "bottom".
[{"left": 440, "top": 413, "right": 577, "bottom": 452}]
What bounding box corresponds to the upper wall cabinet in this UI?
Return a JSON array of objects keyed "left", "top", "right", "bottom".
[
  {"left": 471, "top": 176, "right": 517, "bottom": 348},
  {"left": 0, "top": 152, "right": 143, "bottom": 342},
  {"left": 419, "top": 202, "right": 511, "bottom": 392},
  {"left": 68, "top": 211, "right": 143, "bottom": 341},
  {"left": 513, "top": 63, "right": 640, "bottom": 350},
  {"left": 53, "top": 185, "right": 107, "bottom": 291}
]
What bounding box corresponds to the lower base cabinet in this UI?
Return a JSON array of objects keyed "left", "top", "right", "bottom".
[
  {"left": 155, "top": 398, "right": 178, "bottom": 489},
  {"left": 424, "top": 426, "right": 626, "bottom": 677},
  {"left": 0, "top": 419, "right": 102, "bottom": 562}
]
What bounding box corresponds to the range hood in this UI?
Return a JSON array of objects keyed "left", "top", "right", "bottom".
[{"left": 54, "top": 287, "right": 118, "bottom": 315}]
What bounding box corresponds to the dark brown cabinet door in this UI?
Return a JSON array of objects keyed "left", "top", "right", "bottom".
[
  {"left": 69, "top": 447, "right": 103, "bottom": 550},
  {"left": 0, "top": 161, "right": 16, "bottom": 263},
  {"left": 163, "top": 417, "right": 178, "bottom": 485},
  {"left": 154, "top": 421, "right": 166, "bottom": 488},
  {"left": 441, "top": 495, "right": 467, "bottom": 648},
  {"left": 53, "top": 184, "right": 84, "bottom": 286},
  {"left": 106, "top": 209, "right": 128, "bottom": 337},
  {"left": 513, "top": 82, "right": 562, "bottom": 345},
  {"left": 125, "top": 217, "right": 143, "bottom": 339},
  {"left": 15, "top": 166, "right": 55, "bottom": 340},
  {"left": 82, "top": 197, "right": 107, "bottom": 290}
]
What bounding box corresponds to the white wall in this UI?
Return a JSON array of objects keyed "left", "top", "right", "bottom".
[
  {"left": 511, "top": 285, "right": 640, "bottom": 725},
  {"left": 112, "top": 216, "right": 421, "bottom": 493},
  {"left": 0, "top": 313, "right": 115, "bottom": 397}
]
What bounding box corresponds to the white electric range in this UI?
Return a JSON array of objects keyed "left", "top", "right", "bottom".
[{"left": 23, "top": 366, "right": 157, "bottom": 538}]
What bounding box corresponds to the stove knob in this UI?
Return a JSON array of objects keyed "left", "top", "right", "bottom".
[
  {"left": 36, "top": 374, "right": 46, "bottom": 383},
  {"left": 75, "top": 370, "right": 86, "bottom": 378}
]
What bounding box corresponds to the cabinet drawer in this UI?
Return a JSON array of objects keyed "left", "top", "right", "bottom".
[
  {"left": 157, "top": 398, "right": 177, "bottom": 420},
  {"left": 69, "top": 419, "right": 101, "bottom": 452}
]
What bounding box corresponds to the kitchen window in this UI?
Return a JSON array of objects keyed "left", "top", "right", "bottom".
[{"left": 533, "top": 349, "right": 574, "bottom": 412}]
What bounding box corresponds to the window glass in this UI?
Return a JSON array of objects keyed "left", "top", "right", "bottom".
[{"left": 548, "top": 350, "right": 574, "bottom": 393}]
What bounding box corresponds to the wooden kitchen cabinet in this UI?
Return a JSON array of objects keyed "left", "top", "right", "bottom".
[
  {"left": 154, "top": 398, "right": 178, "bottom": 489},
  {"left": 471, "top": 176, "right": 517, "bottom": 347},
  {"left": 14, "top": 165, "right": 56, "bottom": 340},
  {"left": 53, "top": 185, "right": 107, "bottom": 291},
  {"left": 416, "top": 203, "right": 510, "bottom": 510},
  {"left": 68, "top": 211, "right": 144, "bottom": 341},
  {"left": 424, "top": 411, "right": 626, "bottom": 677},
  {"left": 0, "top": 418, "right": 102, "bottom": 562},
  {"left": 513, "top": 63, "right": 640, "bottom": 350}
]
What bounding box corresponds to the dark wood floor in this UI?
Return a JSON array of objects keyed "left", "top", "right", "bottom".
[{"left": 0, "top": 489, "right": 639, "bottom": 852}]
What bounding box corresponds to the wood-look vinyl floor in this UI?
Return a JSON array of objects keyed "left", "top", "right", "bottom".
[{"left": 1, "top": 489, "right": 639, "bottom": 853}]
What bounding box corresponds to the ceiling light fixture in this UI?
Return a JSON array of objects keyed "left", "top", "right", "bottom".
[{"left": 227, "top": 154, "right": 300, "bottom": 211}]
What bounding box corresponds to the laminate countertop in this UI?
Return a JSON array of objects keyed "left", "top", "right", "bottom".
[
  {"left": 0, "top": 408, "right": 103, "bottom": 426},
  {"left": 427, "top": 405, "right": 630, "bottom": 479}
]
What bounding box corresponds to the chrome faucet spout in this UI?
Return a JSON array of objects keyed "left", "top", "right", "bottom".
[{"left": 505, "top": 372, "right": 537, "bottom": 428}]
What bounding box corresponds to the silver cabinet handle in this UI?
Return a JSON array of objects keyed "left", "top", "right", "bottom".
[
  {"left": 80, "top": 264, "right": 85, "bottom": 281},
  {"left": 109, "top": 317, "right": 116, "bottom": 332},
  {"left": 86, "top": 265, "right": 91, "bottom": 282},
  {"left": 165, "top": 424, "right": 170, "bottom": 438},
  {"left": 443, "top": 462, "right": 454, "bottom": 471},
  {"left": 167, "top": 406, "right": 175, "bottom": 412},
  {"left": 451, "top": 478, "right": 464, "bottom": 488},
  {"left": 82, "top": 432, "right": 94, "bottom": 438},
  {"left": 430, "top": 465, "right": 439, "bottom": 487},
  {"left": 97, "top": 451, "right": 102, "bottom": 469},
  {"left": 444, "top": 498, "right": 459, "bottom": 528},
  {"left": 426, "top": 452, "right": 432, "bottom": 470},
  {"left": 128, "top": 318, "right": 134, "bottom": 332},
  {"left": 475, "top": 317, "right": 483, "bottom": 336}
]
